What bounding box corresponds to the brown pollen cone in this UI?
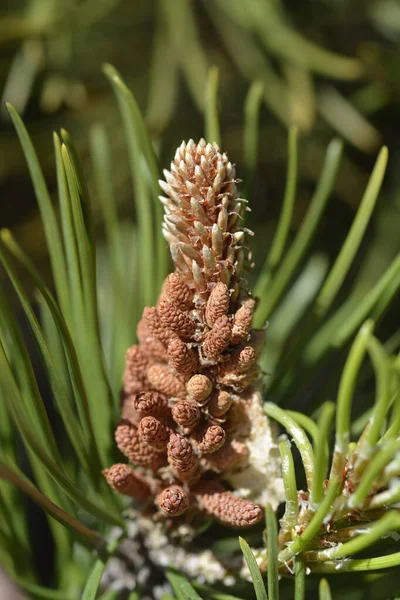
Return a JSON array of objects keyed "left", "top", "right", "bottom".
[
  {"left": 134, "top": 391, "right": 168, "bottom": 418},
  {"left": 205, "top": 440, "right": 250, "bottom": 473},
  {"left": 123, "top": 346, "right": 149, "bottom": 395},
  {"left": 230, "top": 305, "right": 253, "bottom": 346},
  {"left": 164, "top": 273, "right": 193, "bottom": 310},
  {"left": 167, "top": 338, "right": 199, "bottom": 374},
  {"left": 158, "top": 485, "right": 191, "bottom": 516},
  {"left": 172, "top": 400, "right": 201, "bottom": 430},
  {"left": 138, "top": 416, "right": 170, "bottom": 449},
  {"left": 186, "top": 374, "right": 213, "bottom": 404},
  {"left": 137, "top": 318, "right": 167, "bottom": 360},
  {"left": 193, "top": 481, "right": 262, "bottom": 528},
  {"left": 167, "top": 433, "right": 200, "bottom": 482},
  {"left": 115, "top": 419, "right": 166, "bottom": 471},
  {"left": 193, "top": 425, "right": 226, "bottom": 454},
  {"left": 158, "top": 300, "right": 196, "bottom": 338},
  {"left": 205, "top": 282, "right": 230, "bottom": 327},
  {"left": 143, "top": 306, "right": 176, "bottom": 346},
  {"left": 208, "top": 391, "right": 233, "bottom": 418},
  {"left": 202, "top": 315, "right": 232, "bottom": 360},
  {"left": 147, "top": 364, "right": 186, "bottom": 398},
  {"left": 102, "top": 464, "right": 151, "bottom": 501},
  {"left": 115, "top": 419, "right": 138, "bottom": 459}
]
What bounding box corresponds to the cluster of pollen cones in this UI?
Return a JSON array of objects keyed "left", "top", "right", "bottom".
[{"left": 103, "top": 140, "right": 283, "bottom": 529}]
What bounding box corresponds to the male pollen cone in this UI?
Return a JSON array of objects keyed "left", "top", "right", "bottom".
[
  {"left": 102, "top": 464, "right": 151, "bottom": 501},
  {"left": 158, "top": 486, "right": 190, "bottom": 516}
]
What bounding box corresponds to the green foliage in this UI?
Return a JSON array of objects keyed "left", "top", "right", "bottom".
[
  {"left": 167, "top": 570, "right": 202, "bottom": 600},
  {"left": 262, "top": 320, "right": 400, "bottom": 581},
  {"left": 0, "top": 64, "right": 399, "bottom": 600},
  {"left": 81, "top": 538, "right": 121, "bottom": 600},
  {"left": 239, "top": 537, "right": 268, "bottom": 600}
]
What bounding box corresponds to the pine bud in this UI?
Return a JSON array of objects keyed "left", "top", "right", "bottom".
[
  {"left": 111, "top": 141, "right": 283, "bottom": 524},
  {"left": 159, "top": 140, "right": 248, "bottom": 294}
]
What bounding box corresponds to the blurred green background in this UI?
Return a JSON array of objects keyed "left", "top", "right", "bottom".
[
  {"left": 1, "top": 1, "right": 400, "bottom": 597},
  {"left": 1, "top": 0, "right": 399, "bottom": 408},
  {"left": 1, "top": 0, "right": 400, "bottom": 276}
]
